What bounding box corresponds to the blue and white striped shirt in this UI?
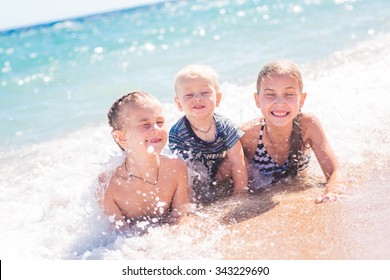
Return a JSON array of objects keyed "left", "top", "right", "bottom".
[{"left": 169, "top": 113, "right": 244, "bottom": 179}]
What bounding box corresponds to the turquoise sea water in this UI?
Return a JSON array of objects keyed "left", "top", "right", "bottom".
[
  {"left": 1, "top": 0, "right": 390, "bottom": 260},
  {"left": 1, "top": 0, "right": 389, "bottom": 148}
]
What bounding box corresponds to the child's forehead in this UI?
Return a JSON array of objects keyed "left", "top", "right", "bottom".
[
  {"left": 125, "top": 101, "right": 162, "bottom": 117},
  {"left": 176, "top": 75, "right": 215, "bottom": 90},
  {"left": 177, "top": 65, "right": 216, "bottom": 79},
  {"left": 261, "top": 73, "right": 300, "bottom": 87},
  {"left": 134, "top": 100, "right": 162, "bottom": 111},
  {"left": 177, "top": 74, "right": 213, "bottom": 83}
]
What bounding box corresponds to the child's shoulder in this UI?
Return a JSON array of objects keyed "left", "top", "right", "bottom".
[
  {"left": 108, "top": 164, "right": 128, "bottom": 185},
  {"left": 239, "top": 118, "right": 262, "bottom": 150},
  {"left": 171, "top": 114, "right": 186, "bottom": 126},
  {"left": 169, "top": 115, "right": 187, "bottom": 134},
  {"left": 160, "top": 153, "right": 186, "bottom": 168},
  {"left": 300, "top": 112, "right": 322, "bottom": 129},
  {"left": 214, "top": 112, "right": 238, "bottom": 124},
  {"left": 300, "top": 112, "right": 324, "bottom": 139},
  {"left": 240, "top": 117, "right": 262, "bottom": 133}
]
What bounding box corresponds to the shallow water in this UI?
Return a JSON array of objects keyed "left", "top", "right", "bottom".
[{"left": 1, "top": 0, "right": 390, "bottom": 260}]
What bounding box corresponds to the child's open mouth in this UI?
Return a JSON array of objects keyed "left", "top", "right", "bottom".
[
  {"left": 271, "top": 111, "right": 289, "bottom": 117},
  {"left": 146, "top": 138, "right": 162, "bottom": 144},
  {"left": 193, "top": 105, "right": 205, "bottom": 109}
]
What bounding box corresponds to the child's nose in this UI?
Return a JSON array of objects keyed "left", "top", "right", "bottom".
[
  {"left": 275, "top": 95, "right": 285, "bottom": 104},
  {"left": 193, "top": 93, "right": 203, "bottom": 101},
  {"left": 150, "top": 123, "right": 161, "bottom": 132}
]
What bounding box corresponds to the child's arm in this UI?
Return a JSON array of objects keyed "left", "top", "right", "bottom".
[
  {"left": 239, "top": 119, "right": 261, "bottom": 161},
  {"left": 303, "top": 114, "right": 344, "bottom": 203},
  {"left": 226, "top": 141, "right": 249, "bottom": 195},
  {"left": 170, "top": 159, "right": 191, "bottom": 221},
  {"left": 99, "top": 181, "right": 127, "bottom": 231}
]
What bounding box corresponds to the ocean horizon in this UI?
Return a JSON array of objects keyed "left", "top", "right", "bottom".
[{"left": 0, "top": 0, "right": 167, "bottom": 32}]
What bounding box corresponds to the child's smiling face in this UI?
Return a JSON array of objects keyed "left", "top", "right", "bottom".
[
  {"left": 255, "top": 73, "right": 306, "bottom": 127},
  {"left": 174, "top": 76, "right": 221, "bottom": 121},
  {"left": 122, "top": 101, "right": 167, "bottom": 155}
]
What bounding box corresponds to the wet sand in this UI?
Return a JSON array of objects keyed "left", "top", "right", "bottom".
[{"left": 196, "top": 161, "right": 390, "bottom": 260}]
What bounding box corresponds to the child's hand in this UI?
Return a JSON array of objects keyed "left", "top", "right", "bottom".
[
  {"left": 315, "top": 190, "right": 343, "bottom": 204},
  {"left": 316, "top": 175, "right": 348, "bottom": 204}
]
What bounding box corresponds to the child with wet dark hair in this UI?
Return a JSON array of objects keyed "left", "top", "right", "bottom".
[{"left": 98, "top": 91, "right": 190, "bottom": 232}]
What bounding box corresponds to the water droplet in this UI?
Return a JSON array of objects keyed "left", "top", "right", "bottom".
[
  {"left": 237, "top": 11, "right": 245, "bottom": 17},
  {"left": 144, "top": 43, "right": 155, "bottom": 51},
  {"left": 292, "top": 5, "right": 303, "bottom": 13},
  {"left": 157, "top": 201, "right": 167, "bottom": 208},
  {"left": 94, "top": 47, "right": 104, "bottom": 54},
  {"left": 147, "top": 146, "right": 155, "bottom": 154}
]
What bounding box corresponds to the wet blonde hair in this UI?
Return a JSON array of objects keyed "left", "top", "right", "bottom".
[
  {"left": 107, "top": 91, "right": 159, "bottom": 150},
  {"left": 174, "top": 64, "right": 220, "bottom": 94},
  {"left": 256, "top": 60, "right": 303, "bottom": 94}
]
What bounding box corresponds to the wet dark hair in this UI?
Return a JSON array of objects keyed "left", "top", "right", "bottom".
[
  {"left": 289, "top": 114, "right": 310, "bottom": 175},
  {"left": 274, "top": 113, "right": 312, "bottom": 180},
  {"left": 107, "top": 91, "right": 158, "bottom": 130},
  {"left": 107, "top": 91, "right": 158, "bottom": 150}
]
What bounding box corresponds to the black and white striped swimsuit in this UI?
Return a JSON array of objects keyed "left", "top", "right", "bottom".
[{"left": 251, "top": 120, "right": 310, "bottom": 177}]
